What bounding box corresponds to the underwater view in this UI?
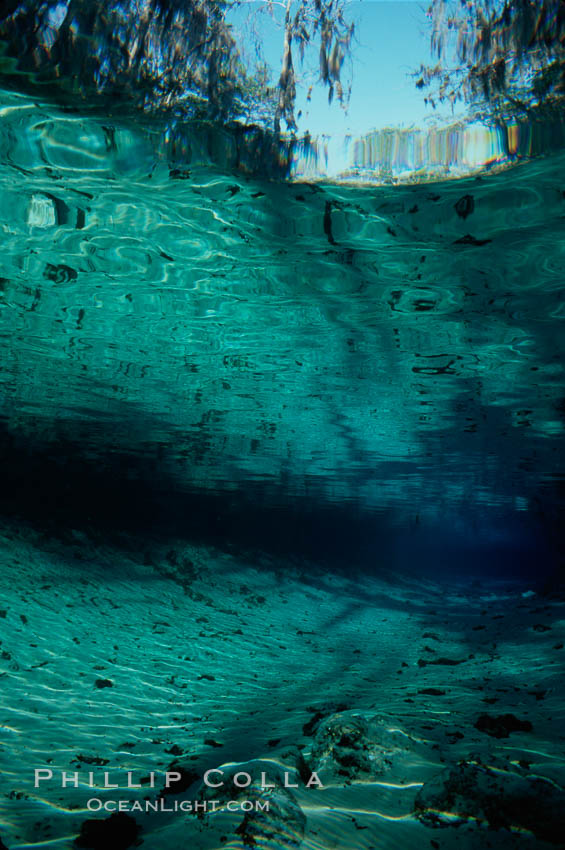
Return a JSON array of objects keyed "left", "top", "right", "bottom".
[{"left": 0, "top": 0, "right": 564, "bottom": 848}]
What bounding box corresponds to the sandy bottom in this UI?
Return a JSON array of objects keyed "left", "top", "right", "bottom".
[{"left": 0, "top": 521, "right": 564, "bottom": 850}]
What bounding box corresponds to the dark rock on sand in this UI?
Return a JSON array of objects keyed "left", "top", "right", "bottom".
[
  {"left": 199, "top": 763, "right": 306, "bottom": 849},
  {"left": 415, "top": 758, "right": 565, "bottom": 845},
  {"left": 302, "top": 711, "right": 326, "bottom": 737},
  {"left": 309, "top": 714, "right": 373, "bottom": 779},
  {"left": 234, "top": 783, "right": 306, "bottom": 850},
  {"left": 75, "top": 755, "right": 109, "bottom": 766},
  {"left": 417, "top": 656, "right": 467, "bottom": 667},
  {"left": 453, "top": 234, "right": 492, "bottom": 246},
  {"left": 160, "top": 762, "right": 199, "bottom": 796},
  {"left": 307, "top": 711, "right": 419, "bottom": 783},
  {"left": 302, "top": 703, "right": 349, "bottom": 737},
  {"left": 74, "top": 812, "right": 141, "bottom": 849},
  {"left": 474, "top": 713, "right": 533, "bottom": 738}
]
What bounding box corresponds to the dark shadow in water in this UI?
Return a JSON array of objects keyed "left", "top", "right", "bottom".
[{"left": 1, "top": 411, "right": 563, "bottom": 587}]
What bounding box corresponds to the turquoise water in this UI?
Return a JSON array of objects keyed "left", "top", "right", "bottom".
[
  {"left": 1, "top": 89, "right": 564, "bottom": 574},
  {"left": 0, "top": 85, "right": 565, "bottom": 850}
]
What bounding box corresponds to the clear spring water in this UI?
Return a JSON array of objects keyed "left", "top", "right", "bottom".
[
  {"left": 0, "top": 86, "right": 565, "bottom": 850},
  {"left": 1, "top": 89, "right": 565, "bottom": 575}
]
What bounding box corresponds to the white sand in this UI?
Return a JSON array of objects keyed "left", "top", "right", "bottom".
[{"left": 0, "top": 521, "right": 563, "bottom": 849}]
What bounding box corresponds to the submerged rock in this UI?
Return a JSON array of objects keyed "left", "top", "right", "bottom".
[
  {"left": 160, "top": 761, "right": 199, "bottom": 796},
  {"left": 474, "top": 713, "right": 533, "bottom": 738},
  {"left": 302, "top": 702, "right": 349, "bottom": 737},
  {"left": 309, "top": 713, "right": 373, "bottom": 779},
  {"left": 198, "top": 764, "right": 306, "bottom": 850},
  {"left": 234, "top": 783, "right": 306, "bottom": 850},
  {"left": 74, "top": 812, "right": 141, "bottom": 849},
  {"left": 415, "top": 758, "right": 565, "bottom": 845},
  {"left": 307, "top": 711, "right": 417, "bottom": 782}
]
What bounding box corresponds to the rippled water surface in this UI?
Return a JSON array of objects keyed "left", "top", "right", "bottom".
[
  {"left": 1, "top": 90, "right": 565, "bottom": 570},
  {"left": 1, "top": 86, "right": 565, "bottom": 850}
]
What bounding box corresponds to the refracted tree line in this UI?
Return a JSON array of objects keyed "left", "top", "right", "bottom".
[
  {"left": 0, "top": 0, "right": 563, "bottom": 133},
  {"left": 0, "top": 0, "right": 353, "bottom": 131},
  {"left": 418, "top": 0, "right": 565, "bottom": 121}
]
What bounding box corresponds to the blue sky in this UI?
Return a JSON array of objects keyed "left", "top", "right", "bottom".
[{"left": 227, "top": 1, "right": 466, "bottom": 135}]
